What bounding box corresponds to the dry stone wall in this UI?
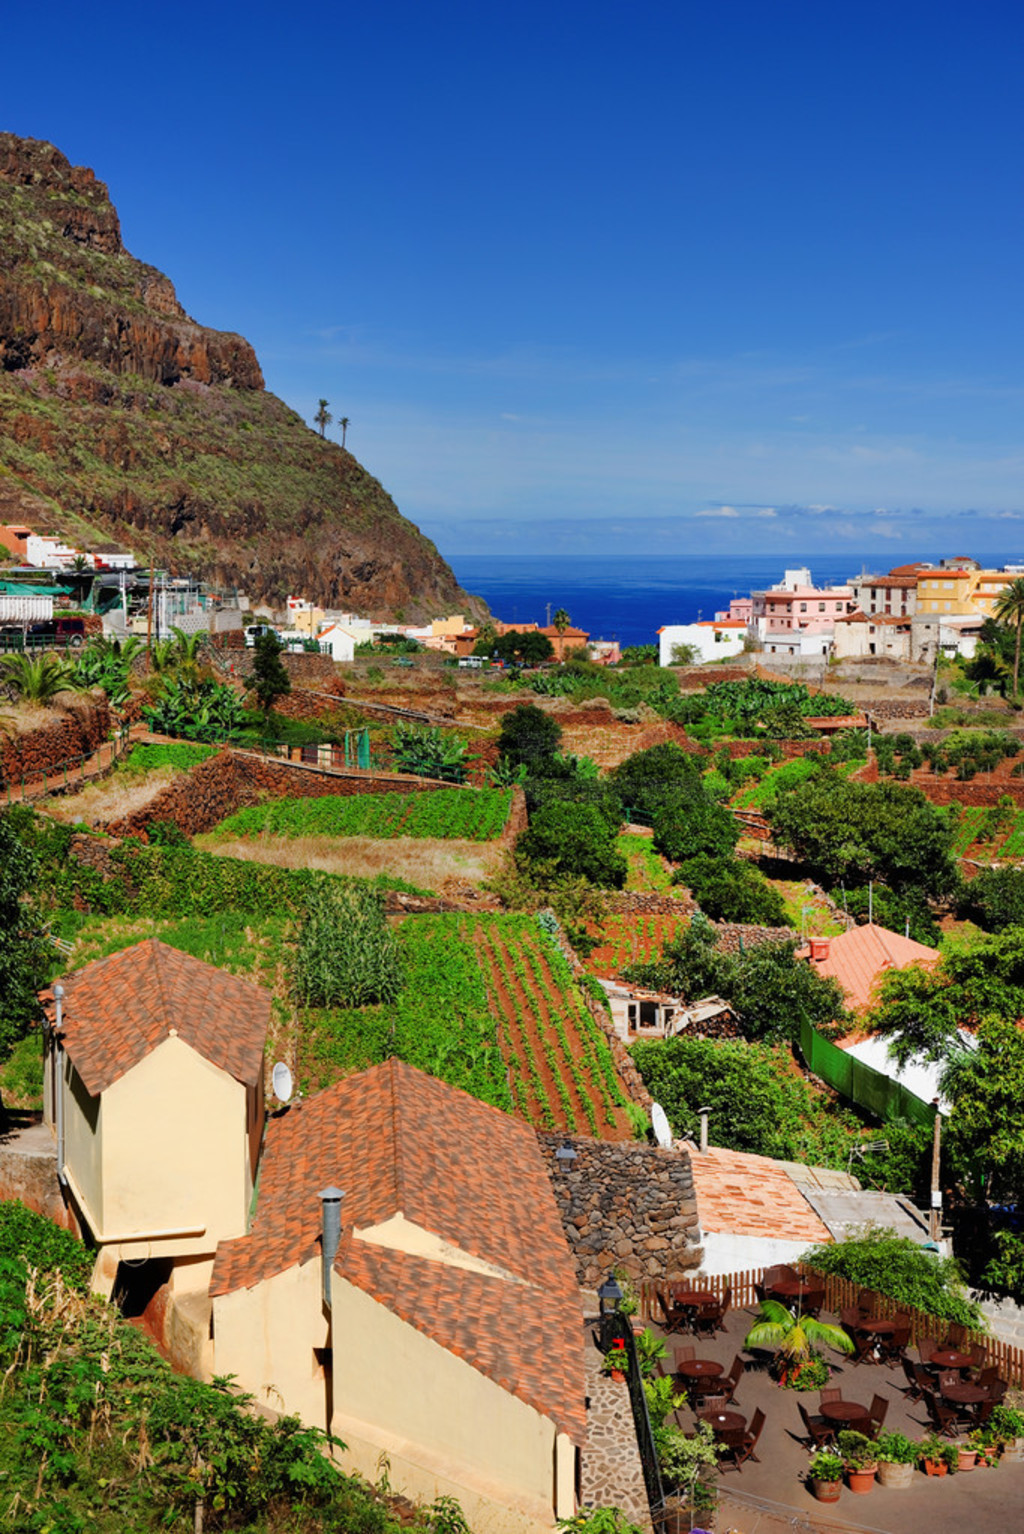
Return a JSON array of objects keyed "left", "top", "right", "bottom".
[
  {"left": 537, "top": 1132, "right": 703, "bottom": 1285},
  {"left": 0, "top": 696, "right": 111, "bottom": 784}
]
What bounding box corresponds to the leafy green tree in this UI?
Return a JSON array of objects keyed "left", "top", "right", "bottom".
[
  {"left": 0, "top": 812, "right": 48, "bottom": 1068},
  {"left": 868, "top": 928, "right": 1024, "bottom": 1067},
  {"left": 497, "top": 703, "right": 562, "bottom": 768},
  {"left": 993, "top": 576, "right": 1024, "bottom": 696},
  {"left": 516, "top": 801, "right": 626, "bottom": 887},
  {"left": 959, "top": 865, "right": 1024, "bottom": 931},
  {"left": 619, "top": 644, "right": 658, "bottom": 665},
  {"left": 609, "top": 742, "right": 701, "bottom": 821},
  {"left": 669, "top": 642, "right": 700, "bottom": 666},
  {"left": 675, "top": 854, "right": 789, "bottom": 925},
  {"left": 842, "top": 883, "right": 940, "bottom": 946},
  {"left": 314, "top": 398, "right": 331, "bottom": 437},
  {"left": 653, "top": 786, "right": 739, "bottom": 862},
  {"left": 493, "top": 629, "right": 554, "bottom": 666},
  {"left": 250, "top": 630, "right": 292, "bottom": 715},
  {"left": 768, "top": 776, "right": 956, "bottom": 897}
]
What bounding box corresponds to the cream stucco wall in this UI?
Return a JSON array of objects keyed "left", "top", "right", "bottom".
[
  {"left": 210, "top": 1253, "right": 577, "bottom": 1534},
  {"left": 213, "top": 1259, "right": 331, "bottom": 1429},
  {"left": 61, "top": 1035, "right": 252, "bottom": 1273},
  {"left": 330, "top": 1275, "right": 573, "bottom": 1532}
]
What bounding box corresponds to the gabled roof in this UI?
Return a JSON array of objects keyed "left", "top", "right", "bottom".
[
  {"left": 44, "top": 939, "right": 270, "bottom": 1095},
  {"left": 799, "top": 923, "right": 939, "bottom": 1013},
  {"left": 210, "top": 1059, "right": 584, "bottom": 1439},
  {"left": 690, "top": 1145, "right": 832, "bottom": 1244}
]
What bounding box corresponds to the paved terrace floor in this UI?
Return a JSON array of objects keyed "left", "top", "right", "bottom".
[{"left": 646, "top": 1299, "right": 1024, "bottom": 1533}]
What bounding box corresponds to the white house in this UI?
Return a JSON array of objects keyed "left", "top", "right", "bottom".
[{"left": 658, "top": 621, "right": 747, "bottom": 666}]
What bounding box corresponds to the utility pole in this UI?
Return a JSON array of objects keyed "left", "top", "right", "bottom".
[{"left": 929, "top": 1099, "right": 942, "bottom": 1242}]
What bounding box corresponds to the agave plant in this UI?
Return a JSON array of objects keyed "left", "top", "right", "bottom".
[{"left": 743, "top": 1299, "right": 855, "bottom": 1367}]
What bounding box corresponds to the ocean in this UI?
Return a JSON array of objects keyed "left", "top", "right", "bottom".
[{"left": 446, "top": 554, "right": 912, "bottom": 651}]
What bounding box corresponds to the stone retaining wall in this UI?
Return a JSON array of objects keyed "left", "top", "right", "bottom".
[
  {"left": 0, "top": 696, "right": 112, "bottom": 784},
  {"left": 606, "top": 889, "right": 698, "bottom": 919},
  {"left": 713, "top": 921, "right": 796, "bottom": 955},
  {"left": 537, "top": 1132, "right": 703, "bottom": 1285},
  {"left": 102, "top": 750, "right": 475, "bottom": 839}
]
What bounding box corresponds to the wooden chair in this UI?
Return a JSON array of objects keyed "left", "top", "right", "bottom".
[
  {"left": 715, "top": 1286, "right": 732, "bottom": 1332},
  {"left": 944, "top": 1323, "right": 967, "bottom": 1350},
  {"left": 918, "top": 1335, "right": 939, "bottom": 1364},
  {"left": 923, "top": 1388, "right": 959, "bottom": 1439},
  {"left": 856, "top": 1288, "right": 879, "bottom": 1315},
  {"left": 851, "top": 1326, "right": 876, "bottom": 1365},
  {"left": 901, "top": 1357, "right": 924, "bottom": 1401},
  {"left": 695, "top": 1387, "right": 729, "bottom": 1414},
  {"left": 798, "top": 1401, "right": 836, "bottom": 1449},
  {"left": 937, "top": 1369, "right": 961, "bottom": 1394},
  {"left": 738, "top": 1407, "right": 766, "bottom": 1468},
  {"left": 693, "top": 1299, "right": 724, "bottom": 1337},
  {"left": 720, "top": 1354, "right": 744, "bottom": 1404},
  {"left": 715, "top": 1427, "right": 749, "bottom": 1473},
  {"left": 986, "top": 1378, "right": 1008, "bottom": 1405},
  {"left": 976, "top": 1365, "right": 999, "bottom": 1391},
  {"left": 671, "top": 1344, "right": 695, "bottom": 1369},
  {"left": 883, "top": 1323, "right": 911, "bottom": 1367},
  {"left": 968, "top": 1344, "right": 988, "bottom": 1373},
  {"left": 867, "top": 1393, "right": 889, "bottom": 1437},
  {"left": 820, "top": 1386, "right": 841, "bottom": 1406},
  {"left": 801, "top": 1287, "right": 826, "bottom": 1320}
]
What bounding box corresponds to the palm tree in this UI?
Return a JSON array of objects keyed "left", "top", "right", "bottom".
[
  {"left": 993, "top": 577, "right": 1024, "bottom": 698},
  {"left": 314, "top": 399, "right": 332, "bottom": 438},
  {"left": 0, "top": 652, "right": 83, "bottom": 704},
  {"left": 552, "top": 607, "right": 571, "bottom": 636},
  {"left": 743, "top": 1299, "right": 854, "bottom": 1370},
  {"left": 339, "top": 416, "right": 350, "bottom": 449}
]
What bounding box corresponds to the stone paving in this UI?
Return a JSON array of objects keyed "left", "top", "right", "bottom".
[{"left": 580, "top": 1321, "right": 651, "bottom": 1530}]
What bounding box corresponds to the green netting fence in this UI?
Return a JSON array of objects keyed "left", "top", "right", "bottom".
[{"left": 798, "top": 1017, "right": 937, "bottom": 1128}]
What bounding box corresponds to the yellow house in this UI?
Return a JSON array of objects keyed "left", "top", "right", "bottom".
[
  {"left": 42, "top": 939, "right": 269, "bottom": 1308},
  {"left": 916, "top": 565, "right": 1017, "bottom": 618},
  {"left": 210, "top": 1059, "right": 585, "bottom": 1534}
]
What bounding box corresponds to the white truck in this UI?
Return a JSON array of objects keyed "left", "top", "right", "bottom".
[{"left": 0, "top": 593, "right": 54, "bottom": 623}]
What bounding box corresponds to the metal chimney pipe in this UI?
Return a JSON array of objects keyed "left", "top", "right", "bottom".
[
  {"left": 697, "top": 1106, "right": 710, "bottom": 1155},
  {"left": 318, "top": 1187, "right": 344, "bottom": 1310}
]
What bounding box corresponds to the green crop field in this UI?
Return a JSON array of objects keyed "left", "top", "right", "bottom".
[{"left": 214, "top": 787, "right": 513, "bottom": 842}]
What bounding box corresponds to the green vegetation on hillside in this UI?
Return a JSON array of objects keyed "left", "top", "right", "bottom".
[{"left": 215, "top": 788, "right": 512, "bottom": 843}]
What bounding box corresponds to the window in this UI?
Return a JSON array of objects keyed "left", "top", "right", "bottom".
[
  {"left": 799, "top": 603, "right": 807, "bottom": 613},
  {"left": 818, "top": 602, "right": 826, "bottom": 612}
]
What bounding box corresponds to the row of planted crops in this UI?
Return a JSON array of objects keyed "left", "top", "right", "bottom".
[
  {"left": 214, "top": 787, "right": 514, "bottom": 842},
  {"left": 302, "top": 912, "right": 633, "bottom": 1139}
]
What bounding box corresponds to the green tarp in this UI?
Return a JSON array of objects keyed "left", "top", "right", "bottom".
[{"left": 799, "top": 1017, "right": 936, "bottom": 1129}]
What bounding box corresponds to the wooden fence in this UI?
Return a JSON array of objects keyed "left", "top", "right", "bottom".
[{"left": 638, "top": 1261, "right": 1024, "bottom": 1387}]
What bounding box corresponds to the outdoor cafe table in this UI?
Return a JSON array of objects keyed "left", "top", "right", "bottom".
[
  {"left": 678, "top": 1359, "right": 724, "bottom": 1383},
  {"left": 932, "top": 1349, "right": 974, "bottom": 1371},
  {"left": 820, "top": 1400, "right": 871, "bottom": 1428},
  {"left": 766, "top": 1275, "right": 815, "bottom": 1302},
  {"left": 663, "top": 1286, "right": 714, "bottom": 1333},
  {"left": 942, "top": 1382, "right": 989, "bottom": 1406},
  {"left": 857, "top": 1317, "right": 897, "bottom": 1362},
  {"left": 698, "top": 1409, "right": 746, "bottom": 1437}
]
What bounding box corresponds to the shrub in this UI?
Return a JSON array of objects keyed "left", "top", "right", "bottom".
[
  {"left": 802, "top": 1227, "right": 983, "bottom": 1328},
  {"left": 0, "top": 1201, "right": 93, "bottom": 1291},
  {"left": 674, "top": 854, "right": 789, "bottom": 925}
]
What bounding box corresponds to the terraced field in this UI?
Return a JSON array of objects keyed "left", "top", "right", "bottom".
[
  {"left": 212, "top": 787, "right": 513, "bottom": 842},
  {"left": 584, "top": 911, "right": 691, "bottom": 978}
]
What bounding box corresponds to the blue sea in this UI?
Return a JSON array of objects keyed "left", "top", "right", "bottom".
[{"left": 447, "top": 555, "right": 907, "bottom": 651}]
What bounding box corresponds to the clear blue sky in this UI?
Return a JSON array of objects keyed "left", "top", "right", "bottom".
[{"left": 5, "top": 0, "right": 1024, "bottom": 560}]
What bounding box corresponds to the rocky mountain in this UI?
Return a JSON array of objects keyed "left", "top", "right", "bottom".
[{"left": 0, "top": 133, "right": 482, "bottom": 619}]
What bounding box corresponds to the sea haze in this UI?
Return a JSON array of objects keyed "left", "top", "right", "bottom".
[{"left": 447, "top": 554, "right": 948, "bottom": 651}]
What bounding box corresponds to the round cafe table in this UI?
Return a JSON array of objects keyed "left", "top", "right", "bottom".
[
  {"left": 670, "top": 1288, "right": 714, "bottom": 1307},
  {"left": 942, "top": 1382, "right": 988, "bottom": 1405},
  {"left": 820, "top": 1400, "right": 871, "bottom": 1427},
  {"left": 678, "top": 1359, "right": 724, "bottom": 1382},
  {"left": 932, "top": 1349, "right": 973, "bottom": 1371},
  {"left": 858, "top": 1318, "right": 896, "bottom": 1337},
  {"left": 768, "top": 1276, "right": 814, "bottom": 1300},
  {"left": 698, "top": 1409, "right": 745, "bottom": 1435}
]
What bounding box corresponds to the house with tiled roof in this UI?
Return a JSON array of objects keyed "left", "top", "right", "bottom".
[
  {"left": 41, "top": 938, "right": 269, "bottom": 1303},
  {"left": 210, "top": 1059, "right": 584, "bottom": 1534},
  {"left": 689, "top": 1144, "right": 835, "bottom": 1275},
  {"left": 798, "top": 924, "right": 939, "bottom": 1016}
]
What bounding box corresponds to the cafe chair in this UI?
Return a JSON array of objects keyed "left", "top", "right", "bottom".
[
  {"left": 798, "top": 1401, "right": 836, "bottom": 1449},
  {"left": 901, "top": 1357, "right": 924, "bottom": 1401},
  {"left": 720, "top": 1355, "right": 745, "bottom": 1404},
  {"left": 923, "top": 1388, "right": 959, "bottom": 1438},
  {"left": 867, "top": 1393, "right": 889, "bottom": 1437},
  {"left": 943, "top": 1322, "right": 968, "bottom": 1350},
  {"left": 882, "top": 1323, "right": 911, "bottom": 1367},
  {"left": 820, "top": 1386, "right": 841, "bottom": 1406},
  {"left": 976, "top": 1365, "right": 999, "bottom": 1392},
  {"left": 918, "top": 1335, "right": 939, "bottom": 1365},
  {"left": 693, "top": 1299, "right": 724, "bottom": 1337}
]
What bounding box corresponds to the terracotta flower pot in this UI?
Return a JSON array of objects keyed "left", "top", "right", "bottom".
[
  {"left": 847, "top": 1465, "right": 877, "bottom": 1494},
  {"left": 923, "top": 1458, "right": 948, "bottom": 1477},
  {"left": 811, "top": 1478, "right": 842, "bottom": 1503},
  {"left": 610, "top": 1368, "right": 626, "bottom": 1383},
  {"left": 957, "top": 1448, "right": 978, "bottom": 1472}
]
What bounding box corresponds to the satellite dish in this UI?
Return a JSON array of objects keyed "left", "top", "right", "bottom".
[
  {"left": 271, "top": 1062, "right": 293, "bottom": 1104},
  {"left": 651, "top": 1101, "right": 673, "bottom": 1149}
]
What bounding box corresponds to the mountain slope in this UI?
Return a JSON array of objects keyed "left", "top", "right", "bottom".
[{"left": 0, "top": 132, "right": 480, "bottom": 619}]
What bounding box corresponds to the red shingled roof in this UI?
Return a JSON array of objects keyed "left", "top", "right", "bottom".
[
  {"left": 44, "top": 939, "right": 270, "bottom": 1095},
  {"left": 211, "top": 1058, "right": 584, "bottom": 1439}
]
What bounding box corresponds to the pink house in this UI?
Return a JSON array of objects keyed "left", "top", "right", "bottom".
[{"left": 763, "top": 584, "right": 855, "bottom": 635}]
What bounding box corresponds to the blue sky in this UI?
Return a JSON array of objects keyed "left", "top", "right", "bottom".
[{"left": 4, "top": 0, "right": 1024, "bottom": 559}]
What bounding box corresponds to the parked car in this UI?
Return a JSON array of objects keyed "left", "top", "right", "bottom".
[
  {"left": 244, "top": 624, "right": 280, "bottom": 648},
  {"left": 24, "top": 617, "right": 87, "bottom": 647}
]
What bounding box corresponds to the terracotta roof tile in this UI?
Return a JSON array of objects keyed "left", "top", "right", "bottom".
[
  {"left": 43, "top": 939, "right": 270, "bottom": 1095},
  {"left": 800, "top": 923, "right": 939, "bottom": 1013},
  {"left": 211, "top": 1060, "right": 584, "bottom": 1438},
  {"left": 691, "top": 1146, "right": 832, "bottom": 1244}
]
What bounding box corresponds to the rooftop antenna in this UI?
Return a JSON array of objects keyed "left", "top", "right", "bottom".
[{"left": 270, "top": 1061, "right": 294, "bottom": 1104}]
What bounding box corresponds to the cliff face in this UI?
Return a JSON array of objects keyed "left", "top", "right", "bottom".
[{"left": 0, "top": 133, "right": 481, "bottom": 619}]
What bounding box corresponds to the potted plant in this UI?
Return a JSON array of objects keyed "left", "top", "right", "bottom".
[
  {"left": 990, "top": 1404, "right": 1024, "bottom": 1462},
  {"left": 806, "top": 1448, "right": 844, "bottom": 1503},
  {"left": 838, "top": 1431, "right": 878, "bottom": 1494},
  {"left": 970, "top": 1427, "right": 1000, "bottom": 1469},
  {"left": 634, "top": 1327, "right": 668, "bottom": 1381},
  {"left": 602, "top": 1342, "right": 629, "bottom": 1383},
  {"left": 875, "top": 1431, "right": 919, "bottom": 1489},
  {"left": 919, "top": 1435, "right": 957, "bottom": 1477},
  {"left": 779, "top": 1353, "right": 830, "bottom": 1392},
  {"left": 956, "top": 1438, "right": 978, "bottom": 1472},
  {"left": 744, "top": 1299, "right": 854, "bottom": 1386}
]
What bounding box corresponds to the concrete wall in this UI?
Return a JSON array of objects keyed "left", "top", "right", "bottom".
[
  {"left": 213, "top": 1259, "right": 330, "bottom": 1428},
  {"left": 699, "top": 1230, "right": 824, "bottom": 1277}
]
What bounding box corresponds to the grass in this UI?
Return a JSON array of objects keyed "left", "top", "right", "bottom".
[
  {"left": 614, "top": 831, "right": 677, "bottom": 893},
  {"left": 193, "top": 831, "right": 501, "bottom": 891},
  {"left": 121, "top": 742, "right": 219, "bottom": 774},
  {"left": 768, "top": 877, "right": 846, "bottom": 937},
  {"left": 211, "top": 787, "right": 512, "bottom": 842},
  {"left": 0, "top": 1031, "right": 43, "bottom": 1110},
  {"left": 43, "top": 767, "right": 180, "bottom": 824}
]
